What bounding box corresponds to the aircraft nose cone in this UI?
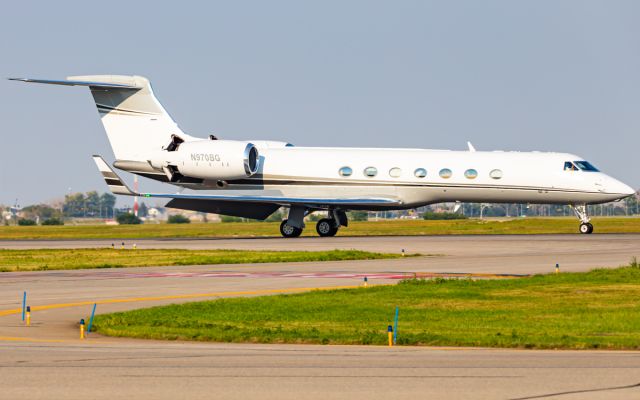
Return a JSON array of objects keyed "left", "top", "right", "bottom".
[
  {"left": 610, "top": 179, "right": 636, "bottom": 196},
  {"left": 622, "top": 184, "right": 636, "bottom": 196},
  {"left": 602, "top": 176, "right": 636, "bottom": 197}
]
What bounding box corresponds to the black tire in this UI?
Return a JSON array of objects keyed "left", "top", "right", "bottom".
[
  {"left": 579, "top": 223, "right": 593, "bottom": 234},
  {"left": 280, "top": 220, "right": 303, "bottom": 238},
  {"left": 316, "top": 218, "right": 338, "bottom": 237}
]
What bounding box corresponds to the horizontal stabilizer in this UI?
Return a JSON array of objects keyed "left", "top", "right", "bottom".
[
  {"left": 9, "top": 77, "right": 140, "bottom": 89},
  {"left": 92, "top": 155, "right": 136, "bottom": 195}
]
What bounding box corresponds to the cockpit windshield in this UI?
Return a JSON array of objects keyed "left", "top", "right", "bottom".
[
  {"left": 564, "top": 161, "right": 600, "bottom": 172},
  {"left": 574, "top": 161, "right": 599, "bottom": 172}
]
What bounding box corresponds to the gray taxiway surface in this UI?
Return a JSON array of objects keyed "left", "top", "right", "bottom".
[
  {"left": 3, "top": 233, "right": 639, "bottom": 274},
  {"left": 1, "top": 234, "right": 640, "bottom": 399},
  {"left": 2, "top": 341, "right": 639, "bottom": 400}
]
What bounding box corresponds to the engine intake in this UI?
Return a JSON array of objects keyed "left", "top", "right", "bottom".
[{"left": 244, "top": 143, "right": 259, "bottom": 175}]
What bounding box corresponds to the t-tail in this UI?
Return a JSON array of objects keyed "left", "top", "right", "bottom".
[{"left": 9, "top": 75, "right": 195, "bottom": 161}]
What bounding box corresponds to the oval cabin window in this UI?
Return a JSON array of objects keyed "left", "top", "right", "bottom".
[
  {"left": 439, "top": 168, "right": 452, "bottom": 179},
  {"left": 389, "top": 167, "right": 402, "bottom": 178},
  {"left": 490, "top": 169, "right": 503, "bottom": 179},
  {"left": 338, "top": 166, "right": 352, "bottom": 177},
  {"left": 414, "top": 168, "right": 427, "bottom": 178},
  {"left": 464, "top": 169, "right": 478, "bottom": 179},
  {"left": 364, "top": 167, "right": 378, "bottom": 177}
]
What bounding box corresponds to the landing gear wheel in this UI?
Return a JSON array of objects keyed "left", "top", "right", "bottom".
[
  {"left": 572, "top": 205, "right": 593, "bottom": 235},
  {"left": 579, "top": 222, "right": 593, "bottom": 234},
  {"left": 280, "top": 220, "right": 302, "bottom": 238},
  {"left": 316, "top": 218, "right": 338, "bottom": 237}
]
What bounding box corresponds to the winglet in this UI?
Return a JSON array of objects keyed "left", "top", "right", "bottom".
[
  {"left": 467, "top": 141, "right": 476, "bottom": 152},
  {"left": 92, "top": 155, "right": 137, "bottom": 196}
]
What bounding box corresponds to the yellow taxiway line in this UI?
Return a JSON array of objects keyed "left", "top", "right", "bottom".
[
  {"left": 0, "top": 284, "right": 362, "bottom": 318},
  {"left": 0, "top": 336, "right": 70, "bottom": 343}
]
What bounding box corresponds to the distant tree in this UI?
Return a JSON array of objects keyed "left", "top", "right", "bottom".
[
  {"left": 63, "top": 193, "right": 86, "bottom": 217},
  {"left": 21, "top": 204, "right": 62, "bottom": 221},
  {"left": 348, "top": 211, "right": 369, "bottom": 221},
  {"left": 613, "top": 206, "right": 626, "bottom": 216},
  {"left": 138, "top": 202, "right": 149, "bottom": 218},
  {"left": 422, "top": 212, "right": 467, "bottom": 220},
  {"left": 17, "top": 218, "right": 37, "bottom": 226},
  {"left": 265, "top": 209, "right": 284, "bottom": 222},
  {"left": 220, "top": 215, "right": 244, "bottom": 222},
  {"left": 116, "top": 213, "right": 142, "bottom": 225},
  {"left": 42, "top": 218, "right": 64, "bottom": 225},
  {"left": 167, "top": 214, "right": 190, "bottom": 224},
  {"left": 85, "top": 191, "right": 100, "bottom": 217},
  {"left": 482, "top": 206, "right": 506, "bottom": 217},
  {"left": 628, "top": 195, "right": 640, "bottom": 215},
  {"left": 100, "top": 193, "right": 116, "bottom": 218},
  {"left": 306, "top": 213, "right": 322, "bottom": 222}
]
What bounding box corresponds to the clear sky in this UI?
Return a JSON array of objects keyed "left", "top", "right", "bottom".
[{"left": 1, "top": 0, "right": 638, "bottom": 207}]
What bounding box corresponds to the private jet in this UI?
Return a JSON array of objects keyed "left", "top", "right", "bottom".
[{"left": 11, "top": 75, "right": 636, "bottom": 237}]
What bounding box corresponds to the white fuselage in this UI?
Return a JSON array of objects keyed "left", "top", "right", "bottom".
[
  {"left": 13, "top": 74, "right": 634, "bottom": 214},
  {"left": 183, "top": 145, "right": 634, "bottom": 209}
]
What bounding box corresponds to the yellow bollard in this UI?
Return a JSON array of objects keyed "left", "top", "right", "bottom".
[
  {"left": 363, "top": 277, "right": 368, "bottom": 287},
  {"left": 121, "top": 242, "right": 125, "bottom": 250},
  {"left": 133, "top": 243, "right": 137, "bottom": 250},
  {"left": 25, "top": 306, "right": 31, "bottom": 326},
  {"left": 555, "top": 263, "right": 559, "bottom": 274},
  {"left": 80, "top": 319, "right": 85, "bottom": 340},
  {"left": 387, "top": 325, "right": 393, "bottom": 347}
]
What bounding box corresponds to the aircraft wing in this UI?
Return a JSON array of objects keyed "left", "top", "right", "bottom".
[{"left": 92, "top": 156, "right": 401, "bottom": 214}]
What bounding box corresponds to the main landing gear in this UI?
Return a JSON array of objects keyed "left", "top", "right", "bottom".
[
  {"left": 279, "top": 208, "right": 348, "bottom": 238},
  {"left": 316, "top": 218, "right": 339, "bottom": 237},
  {"left": 280, "top": 220, "right": 303, "bottom": 238},
  {"left": 571, "top": 204, "right": 593, "bottom": 234},
  {"left": 280, "top": 218, "right": 338, "bottom": 238}
]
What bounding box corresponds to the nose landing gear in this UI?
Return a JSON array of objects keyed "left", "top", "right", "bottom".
[
  {"left": 571, "top": 204, "right": 593, "bottom": 234},
  {"left": 579, "top": 222, "right": 594, "bottom": 234}
]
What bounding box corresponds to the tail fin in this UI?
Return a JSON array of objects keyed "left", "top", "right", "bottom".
[{"left": 10, "top": 75, "right": 193, "bottom": 161}]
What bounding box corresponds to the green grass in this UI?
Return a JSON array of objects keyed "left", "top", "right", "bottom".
[
  {"left": 94, "top": 264, "right": 640, "bottom": 349},
  {"left": 1, "top": 217, "right": 640, "bottom": 240},
  {"left": 0, "top": 248, "right": 405, "bottom": 272}
]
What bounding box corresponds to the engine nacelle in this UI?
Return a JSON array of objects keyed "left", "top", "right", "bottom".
[{"left": 149, "top": 140, "right": 259, "bottom": 181}]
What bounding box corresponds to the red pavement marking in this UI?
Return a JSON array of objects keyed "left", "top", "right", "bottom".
[
  {"left": 2, "top": 270, "right": 412, "bottom": 280},
  {"left": 2, "top": 270, "right": 526, "bottom": 281}
]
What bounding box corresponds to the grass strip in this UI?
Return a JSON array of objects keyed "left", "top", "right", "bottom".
[
  {"left": 1, "top": 217, "right": 639, "bottom": 240},
  {"left": 0, "top": 248, "right": 406, "bottom": 272},
  {"left": 94, "top": 264, "right": 640, "bottom": 350}
]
